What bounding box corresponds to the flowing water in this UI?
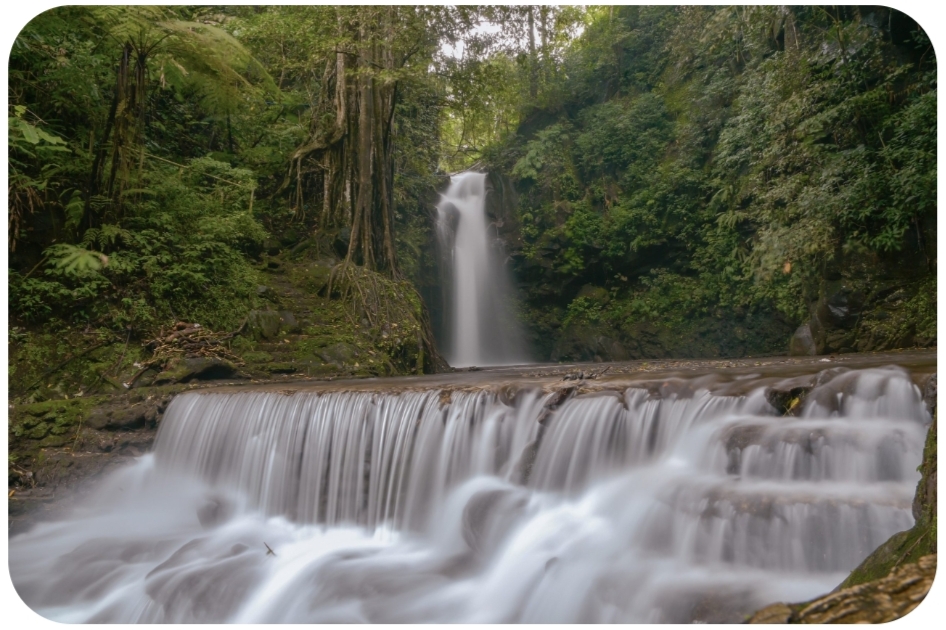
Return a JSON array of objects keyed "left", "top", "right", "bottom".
[
  {"left": 9, "top": 359, "right": 933, "bottom": 623},
  {"left": 436, "top": 172, "right": 527, "bottom": 367}
]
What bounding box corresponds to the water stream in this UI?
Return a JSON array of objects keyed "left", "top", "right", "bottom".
[
  {"left": 9, "top": 363, "right": 931, "bottom": 622},
  {"left": 436, "top": 172, "right": 527, "bottom": 367}
]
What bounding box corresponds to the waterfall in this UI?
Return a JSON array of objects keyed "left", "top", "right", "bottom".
[
  {"left": 9, "top": 365, "right": 930, "bottom": 623},
  {"left": 436, "top": 172, "right": 527, "bottom": 367}
]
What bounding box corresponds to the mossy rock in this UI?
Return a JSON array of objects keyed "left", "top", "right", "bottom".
[
  {"left": 153, "top": 357, "right": 240, "bottom": 385},
  {"left": 278, "top": 311, "right": 301, "bottom": 334},
  {"left": 241, "top": 350, "right": 274, "bottom": 364},
  {"left": 286, "top": 259, "right": 335, "bottom": 294},
  {"left": 9, "top": 396, "right": 106, "bottom": 448},
  {"left": 246, "top": 310, "right": 284, "bottom": 340},
  {"left": 317, "top": 342, "right": 358, "bottom": 366}
]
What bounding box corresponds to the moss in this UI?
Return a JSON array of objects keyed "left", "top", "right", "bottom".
[
  {"left": 9, "top": 396, "right": 108, "bottom": 452},
  {"left": 8, "top": 324, "right": 148, "bottom": 402},
  {"left": 241, "top": 350, "right": 274, "bottom": 364}
]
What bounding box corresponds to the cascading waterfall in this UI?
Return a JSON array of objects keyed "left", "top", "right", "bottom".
[
  {"left": 9, "top": 365, "right": 930, "bottom": 623},
  {"left": 436, "top": 172, "right": 527, "bottom": 367}
]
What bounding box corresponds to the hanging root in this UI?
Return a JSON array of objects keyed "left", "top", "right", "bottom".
[{"left": 328, "top": 262, "right": 447, "bottom": 374}]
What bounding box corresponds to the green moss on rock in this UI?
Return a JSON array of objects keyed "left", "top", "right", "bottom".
[{"left": 10, "top": 396, "right": 107, "bottom": 450}]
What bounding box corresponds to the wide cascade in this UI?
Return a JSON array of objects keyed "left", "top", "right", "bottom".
[
  {"left": 436, "top": 172, "right": 527, "bottom": 367},
  {"left": 10, "top": 365, "right": 930, "bottom": 623}
]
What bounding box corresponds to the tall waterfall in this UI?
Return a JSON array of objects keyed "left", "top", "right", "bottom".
[
  {"left": 9, "top": 365, "right": 930, "bottom": 623},
  {"left": 436, "top": 172, "right": 527, "bottom": 367}
]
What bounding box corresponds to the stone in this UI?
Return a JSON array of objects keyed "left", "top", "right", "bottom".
[
  {"left": 86, "top": 404, "right": 149, "bottom": 431},
  {"left": 765, "top": 385, "right": 811, "bottom": 416},
  {"left": 747, "top": 556, "right": 937, "bottom": 624},
  {"left": 246, "top": 310, "right": 283, "bottom": 340},
  {"left": 278, "top": 311, "right": 301, "bottom": 334},
  {"left": 317, "top": 342, "right": 358, "bottom": 366},
  {"left": 788, "top": 323, "right": 817, "bottom": 356},
  {"left": 922, "top": 374, "right": 936, "bottom": 417},
  {"left": 153, "top": 357, "right": 240, "bottom": 385},
  {"left": 308, "top": 261, "right": 334, "bottom": 293},
  {"left": 256, "top": 285, "right": 279, "bottom": 303}
]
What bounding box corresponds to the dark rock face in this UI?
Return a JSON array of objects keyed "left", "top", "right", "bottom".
[
  {"left": 797, "top": 248, "right": 935, "bottom": 355},
  {"left": 550, "top": 327, "right": 628, "bottom": 363},
  {"left": 548, "top": 312, "right": 794, "bottom": 363},
  {"left": 484, "top": 171, "right": 521, "bottom": 244}
]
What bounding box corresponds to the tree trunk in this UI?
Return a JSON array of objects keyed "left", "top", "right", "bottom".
[{"left": 528, "top": 8, "right": 538, "bottom": 100}]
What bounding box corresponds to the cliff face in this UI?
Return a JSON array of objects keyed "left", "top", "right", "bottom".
[
  {"left": 747, "top": 378, "right": 938, "bottom": 624},
  {"left": 789, "top": 240, "right": 936, "bottom": 357}
]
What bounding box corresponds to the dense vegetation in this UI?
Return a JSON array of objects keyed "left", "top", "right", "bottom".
[
  {"left": 473, "top": 6, "right": 936, "bottom": 360},
  {"left": 7, "top": 6, "right": 937, "bottom": 399}
]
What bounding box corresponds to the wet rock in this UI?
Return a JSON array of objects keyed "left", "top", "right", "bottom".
[
  {"left": 197, "top": 497, "right": 234, "bottom": 529},
  {"left": 513, "top": 439, "right": 541, "bottom": 484},
  {"left": 154, "top": 357, "right": 240, "bottom": 385},
  {"left": 788, "top": 324, "right": 817, "bottom": 356},
  {"left": 747, "top": 602, "right": 793, "bottom": 623},
  {"left": 912, "top": 409, "right": 936, "bottom": 523},
  {"left": 748, "top": 555, "right": 936, "bottom": 624},
  {"left": 765, "top": 385, "right": 811, "bottom": 416},
  {"left": 921, "top": 373, "right": 936, "bottom": 417}
]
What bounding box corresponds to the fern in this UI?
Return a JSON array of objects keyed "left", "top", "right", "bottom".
[{"left": 46, "top": 244, "right": 109, "bottom": 276}]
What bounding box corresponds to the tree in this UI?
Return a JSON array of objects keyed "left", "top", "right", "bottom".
[{"left": 80, "top": 6, "right": 275, "bottom": 229}]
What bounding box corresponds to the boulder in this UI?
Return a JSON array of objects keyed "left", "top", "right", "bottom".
[
  {"left": 317, "top": 342, "right": 358, "bottom": 366},
  {"left": 788, "top": 323, "right": 817, "bottom": 356},
  {"left": 246, "top": 310, "right": 283, "bottom": 340},
  {"left": 278, "top": 311, "right": 301, "bottom": 334},
  {"left": 86, "top": 404, "right": 149, "bottom": 431},
  {"left": 153, "top": 357, "right": 240, "bottom": 385}
]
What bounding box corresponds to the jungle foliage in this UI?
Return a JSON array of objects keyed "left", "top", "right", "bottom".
[
  {"left": 473, "top": 6, "right": 936, "bottom": 359},
  {"left": 6, "top": 5, "right": 938, "bottom": 383}
]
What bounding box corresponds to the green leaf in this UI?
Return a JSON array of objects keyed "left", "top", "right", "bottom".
[{"left": 19, "top": 121, "right": 40, "bottom": 144}]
